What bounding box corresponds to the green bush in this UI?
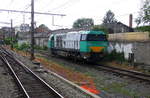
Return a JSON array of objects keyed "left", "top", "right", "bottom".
[
  {"left": 42, "top": 46, "right": 48, "bottom": 50},
  {"left": 15, "top": 42, "right": 30, "bottom": 51},
  {"left": 34, "top": 45, "right": 48, "bottom": 50},
  {"left": 135, "top": 26, "right": 150, "bottom": 32},
  {"left": 13, "top": 43, "right": 19, "bottom": 49},
  {"left": 135, "top": 26, "right": 150, "bottom": 36},
  {"left": 92, "top": 25, "right": 108, "bottom": 33},
  {"left": 4, "top": 37, "right": 17, "bottom": 45},
  {"left": 4, "top": 38, "right": 12, "bottom": 45},
  {"left": 92, "top": 25, "right": 109, "bottom": 38},
  {"left": 104, "top": 50, "right": 125, "bottom": 62},
  {"left": 13, "top": 42, "right": 48, "bottom": 51}
]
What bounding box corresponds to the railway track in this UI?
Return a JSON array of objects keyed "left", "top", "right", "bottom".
[
  {"left": 0, "top": 48, "right": 64, "bottom": 98},
  {"left": 96, "top": 65, "right": 150, "bottom": 82},
  {"left": 38, "top": 50, "right": 150, "bottom": 83}
]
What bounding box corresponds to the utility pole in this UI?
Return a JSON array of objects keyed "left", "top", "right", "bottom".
[
  {"left": 0, "top": 21, "right": 11, "bottom": 41},
  {"left": 31, "top": 0, "right": 35, "bottom": 60},
  {"left": 10, "top": 19, "right": 13, "bottom": 50}
]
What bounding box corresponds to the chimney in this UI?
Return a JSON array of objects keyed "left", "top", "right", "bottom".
[{"left": 129, "top": 14, "right": 133, "bottom": 28}]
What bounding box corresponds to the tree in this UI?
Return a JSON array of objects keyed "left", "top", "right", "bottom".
[
  {"left": 135, "top": 0, "right": 150, "bottom": 25},
  {"left": 36, "top": 24, "right": 50, "bottom": 33},
  {"left": 92, "top": 25, "right": 109, "bottom": 37},
  {"left": 73, "top": 18, "right": 94, "bottom": 28},
  {"left": 39, "top": 24, "right": 49, "bottom": 30},
  {"left": 92, "top": 25, "right": 108, "bottom": 33},
  {"left": 103, "top": 10, "right": 117, "bottom": 24}
]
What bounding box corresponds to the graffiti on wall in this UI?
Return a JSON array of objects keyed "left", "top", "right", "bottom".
[{"left": 108, "top": 43, "right": 133, "bottom": 59}]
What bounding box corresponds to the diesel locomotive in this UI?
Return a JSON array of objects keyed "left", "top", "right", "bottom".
[{"left": 47, "top": 30, "right": 108, "bottom": 61}]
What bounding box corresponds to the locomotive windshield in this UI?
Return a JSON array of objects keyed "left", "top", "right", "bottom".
[{"left": 81, "top": 34, "right": 107, "bottom": 41}]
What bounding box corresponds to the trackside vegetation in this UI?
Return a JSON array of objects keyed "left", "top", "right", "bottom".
[
  {"left": 135, "top": 26, "right": 150, "bottom": 37},
  {"left": 13, "top": 43, "right": 48, "bottom": 51},
  {"left": 103, "top": 50, "right": 125, "bottom": 63}
]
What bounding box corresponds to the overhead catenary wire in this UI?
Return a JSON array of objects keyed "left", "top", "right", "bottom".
[
  {"left": 0, "top": 9, "right": 66, "bottom": 16},
  {"left": 23, "top": 0, "right": 39, "bottom": 10},
  {"left": 48, "top": 0, "right": 74, "bottom": 11},
  {"left": 0, "top": 21, "right": 10, "bottom": 25},
  {"left": 8, "top": 0, "right": 16, "bottom": 9},
  {"left": 41, "top": 0, "right": 54, "bottom": 10},
  {"left": 0, "top": 8, "right": 66, "bottom": 28},
  {"left": 48, "top": 0, "right": 80, "bottom": 12},
  {"left": 0, "top": 0, "right": 67, "bottom": 30}
]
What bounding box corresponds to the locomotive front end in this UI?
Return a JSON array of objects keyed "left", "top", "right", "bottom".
[{"left": 80, "top": 31, "right": 108, "bottom": 61}]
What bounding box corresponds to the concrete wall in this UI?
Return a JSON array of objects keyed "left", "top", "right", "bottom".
[
  {"left": 18, "top": 39, "right": 30, "bottom": 45},
  {"left": 34, "top": 37, "right": 48, "bottom": 47},
  {"left": 18, "top": 37, "right": 48, "bottom": 47},
  {"left": 108, "top": 32, "right": 150, "bottom": 66},
  {"left": 108, "top": 32, "right": 150, "bottom": 41},
  {"left": 108, "top": 41, "right": 150, "bottom": 65},
  {"left": 18, "top": 31, "right": 49, "bottom": 47}
]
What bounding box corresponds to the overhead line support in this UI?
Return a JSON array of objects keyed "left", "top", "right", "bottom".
[{"left": 30, "top": 0, "right": 34, "bottom": 60}]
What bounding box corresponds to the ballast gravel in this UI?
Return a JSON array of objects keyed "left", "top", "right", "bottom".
[
  {"left": 8, "top": 49, "right": 150, "bottom": 98},
  {"left": 0, "top": 59, "right": 21, "bottom": 98},
  {"left": 37, "top": 52, "right": 150, "bottom": 98},
  {"left": 10, "top": 50, "right": 100, "bottom": 98}
]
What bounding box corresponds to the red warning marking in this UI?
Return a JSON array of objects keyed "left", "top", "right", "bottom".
[{"left": 81, "top": 85, "right": 100, "bottom": 94}]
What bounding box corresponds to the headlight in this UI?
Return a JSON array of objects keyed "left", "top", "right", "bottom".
[{"left": 90, "top": 47, "right": 104, "bottom": 52}]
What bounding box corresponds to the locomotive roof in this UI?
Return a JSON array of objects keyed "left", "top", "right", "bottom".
[
  {"left": 51, "top": 30, "right": 106, "bottom": 35},
  {"left": 80, "top": 30, "right": 105, "bottom": 34},
  {"left": 48, "top": 30, "right": 106, "bottom": 40}
]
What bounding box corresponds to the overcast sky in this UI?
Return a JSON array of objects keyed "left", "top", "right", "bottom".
[{"left": 0, "top": 0, "right": 142, "bottom": 30}]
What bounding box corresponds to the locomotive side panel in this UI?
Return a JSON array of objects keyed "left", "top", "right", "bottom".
[
  {"left": 48, "top": 30, "right": 108, "bottom": 61},
  {"left": 54, "top": 32, "right": 81, "bottom": 51},
  {"left": 65, "top": 32, "right": 81, "bottom": 50}
]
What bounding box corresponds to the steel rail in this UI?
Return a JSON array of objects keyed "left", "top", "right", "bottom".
[
  {"left": 14, "top": 55, "right": 64, "bottom": 98},
  {"left": 101, "top": 65, "right": 150, "bottom": 77},
  {"left": 34, "top": 49, "right": 150, "bottom": 82},
  {"left": 0, "top": 53, "right": 30, "bottom": 98},
  {"left": 0, "top": 48, "right": 64, "bottom": 98},
  {"left": 97, "top": 65, "right": 150, "bottom": 82}
]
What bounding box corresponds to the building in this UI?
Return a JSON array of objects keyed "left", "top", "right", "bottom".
[
  {"left": 20, "top": 24, "right": 30, "bottom": 32},
  {"left": 103, "top": 22, "right": 134, "bottom": 33},
  {"left": 1, "top": 27, "right": 15, "bottom": 38},
  {"left": 50, "top": 28, "right": 90, "bottom": 34}
]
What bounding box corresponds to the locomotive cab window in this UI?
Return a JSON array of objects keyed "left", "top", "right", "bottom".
[
  {"left": 81, "top": 34, "right": 87, "bottom": 41},
  {"left": 87, "top": 34, "right": 107, "bottom": 41}
]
